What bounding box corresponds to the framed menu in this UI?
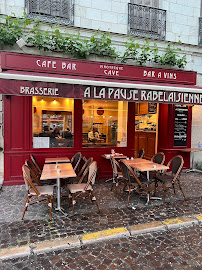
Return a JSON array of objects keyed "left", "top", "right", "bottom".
[{"left": 174, "top": 105, "right": 188, "bottom": 146}]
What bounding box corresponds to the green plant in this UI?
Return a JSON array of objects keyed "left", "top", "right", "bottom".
[
  {"left": 137, "top": 39, "right": 151, "bottom": 65},
  {"left": 0, "top": 14, "right": 30, "bottom": 46},
  {"left": 87, "top": 31, "right": 118, "bottom": 58},
  {"left": 151, "top": 43, "right": 161, "bottom": 63},
  {"left": 160, "top": 42, "right": 187, "bottom": 68},
  {"left": 121, "top": 38, "right": 140, "bottom": 63}
]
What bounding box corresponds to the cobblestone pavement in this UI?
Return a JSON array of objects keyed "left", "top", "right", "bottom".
[
  {"left": 0, "top": 172, "right": 201, "bottom": 250},
  {"left": 0, "top": 224, "right": 201, "bottom": 270}
]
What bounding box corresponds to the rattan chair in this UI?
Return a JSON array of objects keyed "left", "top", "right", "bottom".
[
  {"left": 68, "top": 157, "right": 93, "bottom": 183},
  {"left": 120, "top": 160, "right": 151, "bottom": 207},
  {"left": 67, "top": 161, "right": 100, "bottom": 216},
  {"left": 110, "top": 157, "right": 124, "bottom": 191},
  {"left": 71, "top": 152, "right": 82, "bottom": 174},
  {"left": 153, "top": 155, "right": 186, "bottom": 203},
  {"left": 25, "top": 160, "right": 43, "bottom": 186},
  {"left": 22, "top": 164, "right": 54, "bottom": 220},
  {"left": 134, "top": 149, "right": 145, "bottom": 159},
  {"left": 141, "top": 152, "right": 165, "bottom": 179},
  {"left": 30, "top": 154, "right": 42, "bottom": 176}
]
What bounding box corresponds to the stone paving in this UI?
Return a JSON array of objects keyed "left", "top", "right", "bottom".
[
  {"left": 0, "top": 171, "right": 201, "bottom": 251},
  {"left": 0, "top": 224, "right": 201, "bottom": 270}
]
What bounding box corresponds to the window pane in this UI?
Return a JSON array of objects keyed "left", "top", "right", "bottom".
[
  {"left": 32, "top": 97, "right": 74, "bottom": 148},
  {"left": 82, "top": 100, "right": 128, "bottom": 147}
]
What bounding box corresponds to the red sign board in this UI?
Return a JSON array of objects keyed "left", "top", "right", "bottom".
[
  {"left": 1, "top": 52, "right": 196, "bottom": 85},
  {"left": 0, "top": 78, "right": 202, "bottom": 105}
]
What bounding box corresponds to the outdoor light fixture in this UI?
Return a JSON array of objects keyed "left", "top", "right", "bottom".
[{"left": 16, "top": 38, "right": 26, "bottom": 48}]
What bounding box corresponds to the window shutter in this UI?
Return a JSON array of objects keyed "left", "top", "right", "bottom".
[
  {"left": 130, "top": 0, "right": 159, "bottom": 8},
  {"left": 51, "top": 0, "right": 70, "bottom": 19}
]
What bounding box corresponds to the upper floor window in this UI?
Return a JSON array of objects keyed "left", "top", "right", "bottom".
[
  {"left": 128, "top": 0, "right": 166, "bottom": 40},
  {"left": 26, "top": 0, "right": 74, "bottom": 26}
]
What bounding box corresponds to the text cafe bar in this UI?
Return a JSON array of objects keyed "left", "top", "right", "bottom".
[{"left": 0, "top": 52, "right": 200, "bottom": 185}]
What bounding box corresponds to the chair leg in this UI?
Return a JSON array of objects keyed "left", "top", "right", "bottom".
[
  {"left": 163, "top": 183, "right": 166, "bottom": 203},
  {"left": 49, "top": 196, "right": 52, "bottom": 219},
  {"left": 177, "top": 180, "right": 186, "bottom": 201},
  {"left": 148, "top": 184, "right": 151, "bottom": 204},
  {"left": 90, "top": 191, "right": 100, "bottom": 212},
  {"left": 153, "top": 180, "right": 158, "bottom": 196},
  {"left": 172, "top": 183, "right": 176, "bottom": 194},
  {"left": 72, "top": 193, "right": 75, "bottom": 216},
  {"left": 127, "top": 185, "right": 131, "bottom": 207},
  {"left": 111, "top": 176, "right": 116, "bottom": 191},
  {"left": 22, "top": 196, "right": 29, "bottom": 220},
  {"left": 68, "top": 191, "right": 72, "bottom": 208}
]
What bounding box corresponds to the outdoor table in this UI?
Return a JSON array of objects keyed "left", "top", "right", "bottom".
[
  {"left": 40, "top": 163, "right": 76, "bottom": 215},
  {"left": 179, "top": 148, "right": 202, "bottom": 172},
  {"left": 45, "top": 157, "right": 70, "bottom": 164},
  {"left": 128, "top": 161, "right": 169, "bottom": 204},
  {"left": 123, "top": 158, "right": 153, "bottom": 165},
  {"left": 102, "top": 154, "right": 128, "bottom": 160}
]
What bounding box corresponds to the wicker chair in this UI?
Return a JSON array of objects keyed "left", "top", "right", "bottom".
[
  {"left": 134, "top": 149, "right": 145, "bottom": 159},
  {"left": 30, "top": 154, "right": 42, "bottom": 175},
  {"left": 110, "top": 157, "right": 124, "bottom": 191},
  {"left": 22, "top": 164, "right": 54, "bottom": 220},
  {"left": 25, "top": 160, "right": 43, "bottom": 186},
  {"left": 153, "top": 155, "right": 186, "bottom": 203},
  {"left": 67, "top": 161, "right": 100, "bottom": 216},
  {"left": 68, "top": 157, "right": 93, "bottom": 183},
  {"left": 71, "top": 152, "right": 82, "bottom": 174},
  {"left": 120, "top": 160, "right": 151, "bottom": 207}
]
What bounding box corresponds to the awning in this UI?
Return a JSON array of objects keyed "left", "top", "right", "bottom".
[{"left": 1, "top": 70, "right": 202, "bottom": 105}]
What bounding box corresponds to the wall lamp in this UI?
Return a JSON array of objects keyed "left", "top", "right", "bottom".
[{"left": 16, "top": 38, "right": 26, "bottom": 49}]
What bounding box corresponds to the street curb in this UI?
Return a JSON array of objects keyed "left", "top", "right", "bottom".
[
  {"left": 0, "top": 214, "right": 201, "bottom": 260},
  {"left": 82, "top": 227, "right": 129, "bottom": 244},
  {"left": 162, "top": 216, "right": 198, "bottom": 229},
  {"left": 129, "top": 221, "right": 165, "bottom": 235},
  {"left": 0, "top": 246, "right": 30, "bottom": 260},
  {"left": 33, "top": 236, "right": 80, "bottom": 254}
]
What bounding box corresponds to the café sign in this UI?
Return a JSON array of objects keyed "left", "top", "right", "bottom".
[
  {"left": 1, "top": 80, "right": 201, "bottom": 105},
  {"left": 1, "top": 52, "right": 196, "bottom": 85}
]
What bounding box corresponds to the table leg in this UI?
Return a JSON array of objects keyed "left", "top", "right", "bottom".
[
  {"left": 186, "top": 152, "right": 201, "bottom": 173},
  {"left": 55, "top": 177, "right": 67, "bottom": 216},
  {"left": 145, "top": 171, "right": 150, "bottom": 205}
]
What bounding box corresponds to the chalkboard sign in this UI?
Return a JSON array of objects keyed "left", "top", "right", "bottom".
[{"left": 174, "top": 105, "right": 188, "bottom": 146}]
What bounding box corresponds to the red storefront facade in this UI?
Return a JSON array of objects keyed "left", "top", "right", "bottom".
[{"left": 0, "top": 52, "right": 199, "bottom": 185}]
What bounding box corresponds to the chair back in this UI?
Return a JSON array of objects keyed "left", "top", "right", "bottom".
[
  {"left": 30, "top": 154, "right": 42, "bottom": 174},
  {"left": 110, "top": 157, "right": 118, "bottom": 178},
  {"left": 120, "top": 161, "right": 142, "bottom": 187},
  {"left": 151, "top": 152, "right": 165, "bottom": 164},
  {"left": 78, "top": 157, "right": 93, "bottom": 177},
  {"left": 71, "top": 152, "right": 82, "bottom": 172},
  {"left": 85, "top": 161, "right": 97, "bottom": 190},
  {"left": 25, "top": 160, "right": 43, "bottom": 186},
  {"left": 120, "top": 161, "right": 131, "bottom": 182},
  {"left": 22, "top": 165, "right": 40, "bottom": 196},
  {"left": 168, "top": 155, "right": 184, "bottom": 177},
  {"left": 135, "top": 149, "right": 144, "bottom": 159}
]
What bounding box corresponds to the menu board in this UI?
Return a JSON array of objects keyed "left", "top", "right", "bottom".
[{"left": 174, "top": 105, "right": 188, "bottom": 146}]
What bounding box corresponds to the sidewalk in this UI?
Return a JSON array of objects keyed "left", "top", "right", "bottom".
[{"left": 0, "top": 171, "right": 201, "bottom": 253}]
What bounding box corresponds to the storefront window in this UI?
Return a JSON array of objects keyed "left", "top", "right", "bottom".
[
  {"left": 82, "top": 100, "right": 128, "bottom": 147},
  {"left": 32, "top": 97, "right": 74, "bottom": 148}
]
